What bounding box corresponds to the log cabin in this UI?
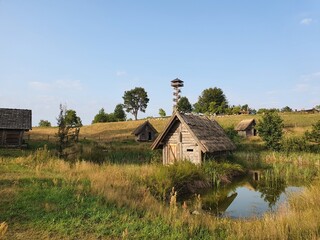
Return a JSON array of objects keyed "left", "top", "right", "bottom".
[
  {"left": 132, "top": 120, "right": 158, "bottom": 142},
  {"left": 151, "top": 111, "right": 236, "bottom": 165},
  {"left": 0, "top": 108, "right": 32, "bottom": 147}
]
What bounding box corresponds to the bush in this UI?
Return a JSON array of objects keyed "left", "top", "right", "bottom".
[
  {"left": 146, "top": 162, "right": 206, "bottom": 201},
  {"left": 281, "top": 136, "right": 308, "bottom": 154},
  {"left": 223, "top": 125, "right": 241, "bottom": 145},
  {"left": 256, "top": 112, "right": 284, "bottom": 151}
]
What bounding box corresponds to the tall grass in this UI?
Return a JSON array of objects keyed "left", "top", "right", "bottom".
[{"left": 2, "top": 148, "right": 320, "bottom": 239}]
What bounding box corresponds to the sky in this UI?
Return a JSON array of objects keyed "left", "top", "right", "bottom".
[{"left": 0, "top": 1, "right": 319, "bottom": 126}]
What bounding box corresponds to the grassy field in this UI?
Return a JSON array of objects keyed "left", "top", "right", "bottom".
[
  {"left": 1, "top": 151, "right": 319, "bottom": 239},
  {"left": 1, "top": 113, "right": 320, "bottom": 239},
  {"left": 29, "top": 113, "right": 320, "bottom": 142}
]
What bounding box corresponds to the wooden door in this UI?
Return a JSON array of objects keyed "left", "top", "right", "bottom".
[{"left": 167, "top": 144, "right": 177, "bottom": 164}]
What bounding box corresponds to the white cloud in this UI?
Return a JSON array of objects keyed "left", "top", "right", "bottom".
[
  {"left": 300, "top": 18, "right": 313, "bottom": 25},
  {"left": 29, "top": 81, "right": 51, "bottom": 90},
  {"left": 28, "top": 79, "right": 83, "bottom": 91},
  {"left": 293, "top": 83, "right": 309, "bottom": 92},
  {"left": 116, "top": 71, "right": 127, "bottom": 77},
  {"left": 301, "top": 72, "right": 320, "bottom": 82}
]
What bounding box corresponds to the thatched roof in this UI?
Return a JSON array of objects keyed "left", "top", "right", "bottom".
[
  {"left": 235, "top": 119, "right": 256, "bottom": 131},
  {"left": 132, "top": 120, "right": 158, "bottom": 135},
  {"left": 151, "top": 111, "right": 236, "bottom": 153},
  {"left": 0, "top": 108, "right": 32, "bottom": 130}
]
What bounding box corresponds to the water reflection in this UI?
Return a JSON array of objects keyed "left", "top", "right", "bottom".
[{"left": 189, "top": 174, "right": 304, "bottom": 218}]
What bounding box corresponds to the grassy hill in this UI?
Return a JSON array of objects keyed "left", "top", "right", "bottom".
[{"left": 29, "top": 113, "right": 320, "bottom": 142}]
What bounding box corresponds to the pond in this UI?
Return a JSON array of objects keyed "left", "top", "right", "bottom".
[{"left": 185, "top": 174, "right": 306, "bottom": 219}]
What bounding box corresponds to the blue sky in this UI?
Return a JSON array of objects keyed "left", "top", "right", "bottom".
[{"left": 1, "top": 1, "right": 319, "bottom": 126}]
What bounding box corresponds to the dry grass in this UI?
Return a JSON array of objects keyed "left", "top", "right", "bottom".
[
  {"left": 29, "top": 113, "right": 320, "bottom": 142},
  {"left": 0, "top": 222, "right": 8, "bottom": 239},
  {"left": 4, "top": 153, "right": 318, "bottom": 239}
]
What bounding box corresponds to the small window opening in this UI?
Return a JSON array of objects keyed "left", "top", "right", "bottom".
[
  {"left": 187, "top": 149, "right": 193, "bottom": 152},
  {"left": 148, "top": 132, "right": 152, "bottom": 141}
]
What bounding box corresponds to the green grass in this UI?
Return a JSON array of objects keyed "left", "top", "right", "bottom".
[
  {"left": 1, "top": 113, "right": 320, "bottom": 239},
  {"left": 0, "top": 177, "right": 212, "bottom": 239}
]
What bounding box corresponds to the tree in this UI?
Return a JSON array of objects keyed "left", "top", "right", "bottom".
[
  {"left": 56, "top": 104, "right": 68, "bottom": 158},
  {"left": 159, "top": 108, "right": 166, "bottom": 117},
  {"left": 281, "top": 106, "right": 293, "bottom": 112},
  {"left": 305, "top": 120, "right": 320, "bottom": 145},
  {"left": 315, "top": 105, "right": 320, "bottom": 111},
  {"left": 65, "top": 109, "right": 82, "bottom": 127},
  {"left": 123, "top": 87, "right": 149, "bottom": 120},
  {"left": 113, "top": 104, "right": 126, "bottom": 121},
  {"left": 92, "top": 108, "right": 108, "bottom": 123},
  {"left": 193, "top": 87, "right": 228, "bottom": 114},
  {"left": 256, "top": 112, "right": 284, "bottom": 151},
  {"left": 39, "top": 120, "right": 51, "bottom": 127},
  {"left": 177, "top": 96, "right": 192, "bottom": 113}
]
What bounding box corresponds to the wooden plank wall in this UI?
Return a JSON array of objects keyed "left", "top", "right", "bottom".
[
  {"left": 0, "top": 129, "right": 24, "bottom": 147},
  {"left": 162, "top": 120, "right": 201, "bottom": 164}
]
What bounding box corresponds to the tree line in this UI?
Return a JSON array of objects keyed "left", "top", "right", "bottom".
[{"left": 38, "top": 86, "right": 320, "bottom": 127}]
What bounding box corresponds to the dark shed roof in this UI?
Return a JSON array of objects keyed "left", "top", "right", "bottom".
[
  {"left": 151, "top": 111, "right": 236, "bottom": 152},
  {"left": 0, "top": 108, "right": 32, "bottom": 130},
  {"left": 132, "top": 120, "right": 158, "bottom": 135}
]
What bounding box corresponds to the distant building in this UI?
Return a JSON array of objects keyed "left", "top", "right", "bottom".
[
  {"left": 301, "top": 108, "right": 320, "bottom": 114},
  {"left": 0, "top": 108, "right": 32, "bottom": 147},
  {"left": 235, "top": 119, "right": 256, "bottom": 137},
  {"left": 151, "top": 111, "right": 236, "bottom": 165},
  {"left": 132, "top": 120, "right": 158, "bottom": 142}
]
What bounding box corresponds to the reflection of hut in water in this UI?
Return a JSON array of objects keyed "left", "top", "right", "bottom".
[
  {"left": 132, "top": 120, "right": 158, "bottom": 142},
  {"left": 235, "top": 119, "right": 257, "bottom": 137},
  {"left": 202, "top": 191, "right": 238, "bottom": 215}
]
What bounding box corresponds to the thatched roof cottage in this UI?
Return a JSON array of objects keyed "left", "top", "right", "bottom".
[
  {"left": 151, "top": 111, "right": 236, "bottom": 165},
  {"left": 132, "top": 120, "right": 158, "bottom": 142},
  {"left": 0, "top": 108, "right": 32, "bottom": 147},
  {"left": 235, "top": 119, "right": 256, "bottom": 137}
]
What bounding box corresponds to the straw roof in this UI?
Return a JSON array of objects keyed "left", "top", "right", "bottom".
[
  {"left": 0, "top": 108, "right": 32, "bottom": 130},
  {"left": 132, "top": 120, "right": 158, "bottom": 135},
  {"left": 151, "top": 111, "right": 236, "bottom": 153},
  {"left": 235, "top": 119, "right": 256, "bottom": 131}
]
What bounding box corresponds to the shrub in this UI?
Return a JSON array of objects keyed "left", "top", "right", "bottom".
[
  {"left": 281, "top": 136, "right": 308, "bottom": 154},
  {"left": 146, "top": 161, "right": 206, "bottom": 201},
  {"left": 223, "top": 125, "right": 241, "bottom": 145},
  {"left": 256, "top": 112, "right": 284, "bottom": 151}
]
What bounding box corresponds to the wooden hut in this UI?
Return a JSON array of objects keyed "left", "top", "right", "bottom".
[
  {"left": 151, "top": 111, "right": 236, "bottom": 165},
  {"left": 132, "top": 120, "right": 158, "bottom": 142},
  {"left": 0, "top": 108, "right": 32, "bottom": 147},
  {"left": 235, "top": 119, "right": 256, "bottom": 137}
]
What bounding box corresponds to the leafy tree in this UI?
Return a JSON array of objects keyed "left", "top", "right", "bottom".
[
  {"left": 241, "top": 104, "right": 249, "bottom": 111},
  {"left": 65, "top": 109, "right": 82, "bottom": 127},
  {"left": 114, "top": 104, "right": 126, "bottom": 121},
  {"left": 305, "top": 120, "right": 320, "bottom": 145},
  {"left": 159, "top": 108, "right": 166, "bottom": 117},
  {"left": 56, "top": 104, "right": 68, "bottom": 158},
  {"left": 123, "top": 87, "right": 149, "bottom": 120},
  {"left": 256, "top": 112, "right": 284, "bottom": 151},
  {"left": 38, "top": 120, "right": 51, "bottom": 127},
  {"left": 177, "top": 96, "right": 192, "bottom": 113},
  {"left": 281, "top": 106, "right": 293, "bottom": 112},
  {"left": 193, "top": 87, "right": 228, "bottom": 114},
  {"left": 92, "top": 108, "right": 108, "bottom": 123},
  {"left": 315, "top": 105, "right": 320, "bottom": 111},
  {"left": 106, "top": 113, "right": 117, "bottom": 122}
]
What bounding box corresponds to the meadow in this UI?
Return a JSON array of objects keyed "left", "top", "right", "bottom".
[{"left": 1, "top": 112, "right": 320, "bottom": 239}]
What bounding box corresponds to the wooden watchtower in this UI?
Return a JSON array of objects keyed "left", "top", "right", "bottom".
[{"left": 171, "top": 78, "right": 184, "bottom": 112}]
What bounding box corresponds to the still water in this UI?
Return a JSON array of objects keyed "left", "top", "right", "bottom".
[{"left": 187, "top": 175, "right": 304, "bottom": 219}]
